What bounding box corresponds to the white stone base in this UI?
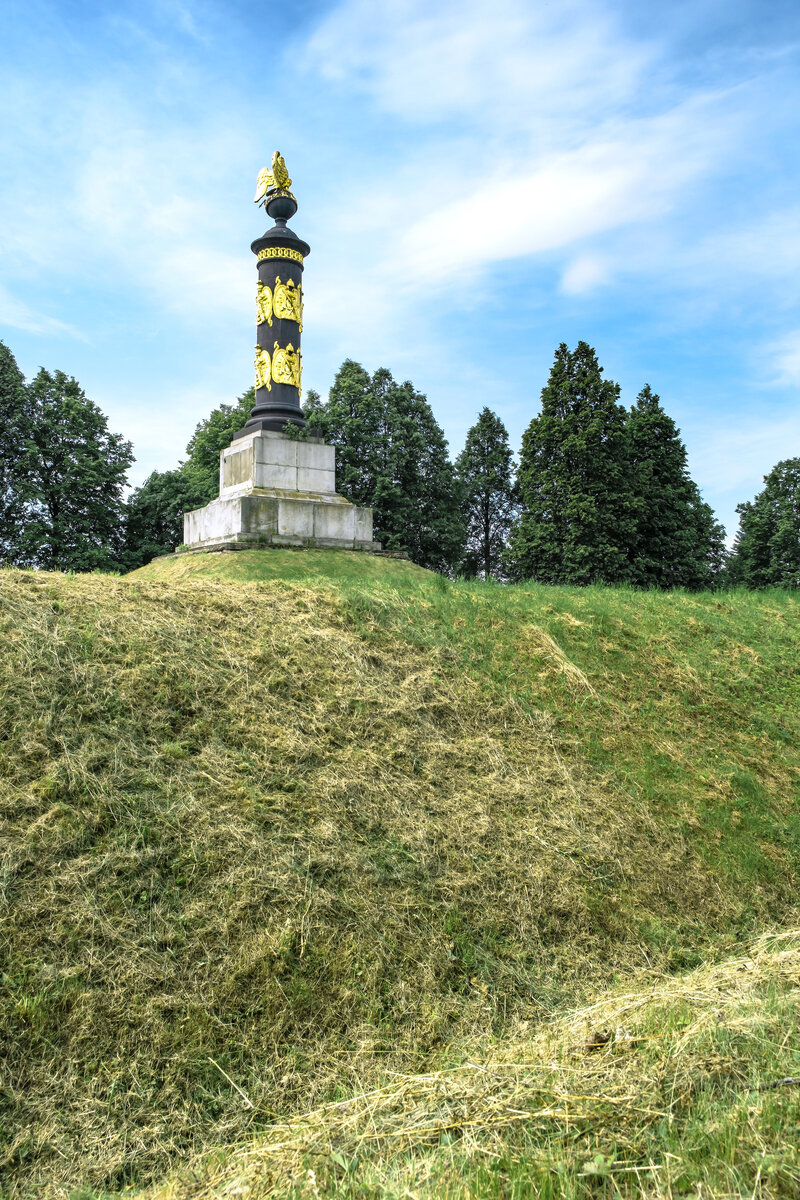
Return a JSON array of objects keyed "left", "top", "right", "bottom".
[{"left": 182, "top": 431, "right": 380, "bottom": 553}]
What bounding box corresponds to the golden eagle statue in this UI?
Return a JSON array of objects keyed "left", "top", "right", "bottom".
[{"left": 254, "top": 151, "right": 293, "bottom": 205}]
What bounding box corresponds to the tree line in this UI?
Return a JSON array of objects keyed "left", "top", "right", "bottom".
[{"left": 1, "top": 337, "right": 798, "bottom": 587}]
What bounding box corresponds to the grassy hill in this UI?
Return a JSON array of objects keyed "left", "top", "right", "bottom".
[{"left": 1, "top": 549, "right": 799, "bottom": 1197}]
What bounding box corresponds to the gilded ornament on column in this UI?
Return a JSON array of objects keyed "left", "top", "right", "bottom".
[
  {"left": 257, "top": 246, "right": 304, "bottom": 264},
  {"left": 253, "top": 151, "right": 295, "bottom": 207},
  {"left": 272, "top": 341, "right": 302, "bottom": 390},
  {"left": 254, "top": 345, "right": 272, "bottom": 391},
  {"left": 272, "top": 276, "right": 303, "bottom": 330},
  {"left": 256, "top": 282, "right": 273, "bottom": 327}
]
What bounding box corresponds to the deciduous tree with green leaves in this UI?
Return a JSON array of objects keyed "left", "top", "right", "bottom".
[
  {"left": 627, "top": 385, "right": 726, "bottom": 589},
  {"left": 0, "top": 341, "right": 32, "bottom": 561},
  {"left": 119, "top": 389, "right": 254, "bottom": 568},
  {"left": 12, "top": 368, "right": 134, "bottom": 571},
  {"left": 120, "top": 469, "right": 207, "bottom": 570},
  {"left": 506, "top": 341, "right": 636, "bottom": 584},
  {"left": 729, "top": 458, "right": 800, "bottom": 588},
  {"left": 455, "top": 407, "right": 516, "bottom": 579},
  {"left": 183, "top": 388, "right": 254, "bottom": 501}
]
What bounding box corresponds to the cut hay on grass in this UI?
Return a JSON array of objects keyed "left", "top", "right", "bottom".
[
  {"left": 1, "top": 560, "right": 799, "bottom": 1197},
  {"left": 141, "top": 928, "right": 800, "bottom": 1199}
]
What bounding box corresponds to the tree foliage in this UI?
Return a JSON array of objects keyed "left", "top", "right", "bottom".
[
  {"left": 3, "top": 366, "right": 133, "bottom": 571},
  {"left": 627, "top": 385, "right": 726, "bottom": 589},
  {"left": 303, "top": 360, "right": 465, "bottom": 572},
  {"left": 0, "top": 341, "right": 32, "bottom": 561},
  {"left": 120, "top": 469, "right": 207, "bottom": 571},
  {"left": 506, "top": 342, "right": 636, "bottom": 584},
  {"left": 455, "top": 407, "right": 516, "bottom": 579},
  {"left": 729, "top": 458, "right": 800, "bottom": 588},
  {"left": 183, "top": 388, "right": 254, "bottom": 502},
  {"left": 119, "top": 389, "right": 255, "bottom": 568}
]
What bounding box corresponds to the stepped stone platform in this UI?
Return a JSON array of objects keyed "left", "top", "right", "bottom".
[{"left": 182, "top": 430, "right": 381, "bottom": 553}]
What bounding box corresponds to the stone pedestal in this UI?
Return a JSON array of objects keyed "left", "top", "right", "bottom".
[{"left": 182, "top": 431, "right": 380, "bottom": 553}]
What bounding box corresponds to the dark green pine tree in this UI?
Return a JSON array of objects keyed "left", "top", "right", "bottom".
[
  {"left": 627, "top": 385, "right": 726, "bottom": 589},
  {"left": 301, "top": 361, "right": 388, "bottom": 508},
  {"left": 506, "top": 341, "right": 636, "bottom": 584},
  {"left": 455, "top": 407, "right": 515, "bottom": 579},
  {"left": 730, "top": 457, "right": 800, "bottom": 588},
  {"left": 0, "top": 340, "right": 33, "bottom": 561},
  {"left": 303, "top": 360, "right": 465, "bottom": 572},
  {"left": 14, "top": 368, "right": 134, "bottom": 571},
  {"left": 382, "top": 376, "right": 465, "bottom": 572}
]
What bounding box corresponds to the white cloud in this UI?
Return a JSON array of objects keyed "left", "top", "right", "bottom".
[
  {"left": 765, "top": 329, "right": 800, "bottom": 386},
  {"left": 0, "top": 283, "right": 87, "bottom": 340},
  {"left": 561, "top": 253, "right": 610, "bottom": 295},
  {"left": 689, "top": 409, "right": 800, "bottom": 496},
  {"left": 304, "top": 0, "right": 654, "bottom": 138}
]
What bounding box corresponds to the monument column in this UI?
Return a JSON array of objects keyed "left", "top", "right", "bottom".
[
  {"left": 181, "top": 150, "right": 380, "bottom": 555},
  {"left": 236, "top": 152, "right": 310, "bottom": 438}
]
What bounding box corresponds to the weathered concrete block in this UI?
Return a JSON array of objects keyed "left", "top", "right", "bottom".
[
  {"left": 277, "top": 498, "right": 314, "bottom": 538},
  {"left": 297, "top": 465, "right": 336, "bottom": 494},
  {"left": 296, "top": 440, "right": 334, "bottom": 472},
  {"left": 313, "top": 502, "right": 355, "bottom": 541},
  {"left": 254, "top": 434, "right": 298, "bottom": 468},
  {"left": 253, "top": 462, "right": 298, "bottom": 491}
]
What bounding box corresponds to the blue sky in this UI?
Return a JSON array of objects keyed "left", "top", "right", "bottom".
[{"left": 1, "top": 0, "right": 799, "bottom": 542}]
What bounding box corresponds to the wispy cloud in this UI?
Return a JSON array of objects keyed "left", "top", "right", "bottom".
[
  {"left": 304, "top": 0, "right": 654, "bottom": 136},
  {"left": 765, "top": 329, "right": 800, "bottom": 385},
  {"left": 0, "top": 283, "right": 87, "bottom": 340}
]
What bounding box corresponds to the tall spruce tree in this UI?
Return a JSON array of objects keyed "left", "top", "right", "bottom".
[
  {"left": 303, "top": 360, "right": 465, "bottom": 571},
  {"left": 0, "top": 341, "right": 32, "bottom": 561},
  {"left": 506, "top": 341, "right": 636, "bottom": 584},
  {"left": 730, "top": 457, "right": 800, "bottom": 588},
  {"left": 13, "top": 368, "right": 133, "bottom": 571},
  {"left": 455, "top": 407, "right": 515, "bottom": 579},
  {"left": 627, "top": 385, "right": 726, "bottom": 589}
]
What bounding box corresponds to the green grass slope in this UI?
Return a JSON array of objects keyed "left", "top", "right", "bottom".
[
  {"left": 1, "top": 552, "right": 799, "bottom": 1197},
  {"left": 141, "top": 928, "right": 800, "bottom": 1200}
]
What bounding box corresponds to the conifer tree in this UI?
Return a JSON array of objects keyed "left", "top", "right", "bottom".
[
  {"left": 506, "top": 341, "right": 636, "bottom": 584},
  {"left": 730, "top": 458, "right": 800, "bottom": 587},
  {"left": 627, "top": 385, "right": 726, "bottom": 589},
  {"left": 13, "top": 368, "right": 134, "bottom": 571},
  {"left": 303, "top": 360, "right": 465, "bottom": 571},
  {"left": 455, "top": 407, "right": 515, "bottom": 579}
]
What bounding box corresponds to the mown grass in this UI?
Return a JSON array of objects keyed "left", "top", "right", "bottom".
[
  {"left": 1, "top": 551, "right": 799, "bottom": 1197},
  {"left": 137, "top": 927, "right": 800, "bottom": 1200}
]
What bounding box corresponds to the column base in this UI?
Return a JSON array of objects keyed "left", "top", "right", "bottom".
[
  {"left": 182, "top": 430, "right": 381, "bottom": 554},
  {"left": 183, "top": 492, "right": 380, "bottom": 553}
]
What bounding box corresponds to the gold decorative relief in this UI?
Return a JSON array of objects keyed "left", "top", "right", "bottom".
[
  {"left": 254, "top": 345, "right": 271, "bottom": 391},
  {"left": 257, "top": 246, "right": 304, "bottom": 264},
  {"left": 272, "top": 341, "right": 301, "bottom": 390},
  {"left": 272, "top": 275, "right": 303, "bottom": 329},
  {"left": 256, "top": 282, "right": 272, "bottom": 327}
]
